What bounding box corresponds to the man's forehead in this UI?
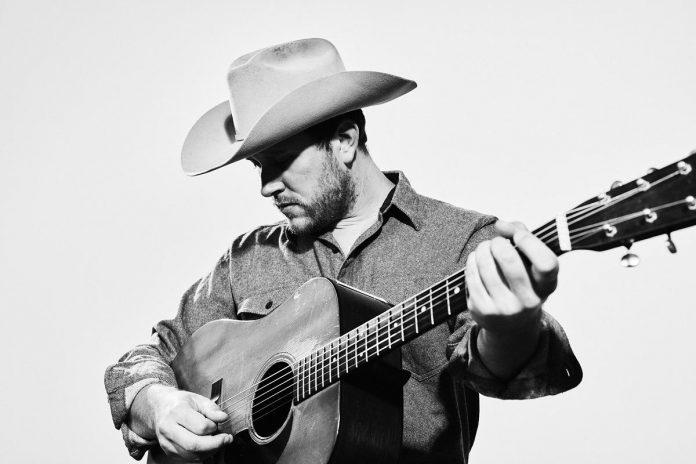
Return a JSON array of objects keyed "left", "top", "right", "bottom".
[{"left": 250, "top": 131, "right": 318, "bottom": 162}]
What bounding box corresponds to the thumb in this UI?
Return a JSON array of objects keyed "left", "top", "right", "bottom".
[{"left": 191, "top": 394, "right": 229, "bottom": 423}]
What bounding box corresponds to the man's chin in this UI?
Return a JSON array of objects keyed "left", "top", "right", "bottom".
[
  {"left": 286, "top": 216, "right": 333, "bottom": 237},
  {"left": 285, "top": 216, "right": 314, "bottom": 236}
]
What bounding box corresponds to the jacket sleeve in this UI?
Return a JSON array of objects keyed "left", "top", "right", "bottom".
[
  {"left": 104, "top": 248, "right": 236, "bottom": 460},
  {"left": 445, "top": 223, "right": 583, "bottom": 399}
]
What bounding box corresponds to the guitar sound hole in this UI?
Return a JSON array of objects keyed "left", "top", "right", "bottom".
[{"left": 251, "top": 360, "right": 294, "bottom": 439}]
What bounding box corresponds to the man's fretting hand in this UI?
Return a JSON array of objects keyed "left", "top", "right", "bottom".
[
  {"left": 129, "top": 384, "right": 234, "bottom": 461},
  {"left": 464, "top": 220, "right": 559, "bottom": 379}
]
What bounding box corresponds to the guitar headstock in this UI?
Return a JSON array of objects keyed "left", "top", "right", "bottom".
[{"left": 537, "top": 151, "right": 696, "bottom": 256}]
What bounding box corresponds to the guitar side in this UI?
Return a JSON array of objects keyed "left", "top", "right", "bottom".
[{"left": 147, "top": 277, "right": 403, "bottom": 464}]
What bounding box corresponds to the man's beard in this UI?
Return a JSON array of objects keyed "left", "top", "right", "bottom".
[{"left": 277, "top": 153, "right": 356, "bottom": 237}]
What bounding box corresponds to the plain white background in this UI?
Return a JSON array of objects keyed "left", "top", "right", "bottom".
[{"left": 1, "top": 1, "right": 695, "bottom": 462}]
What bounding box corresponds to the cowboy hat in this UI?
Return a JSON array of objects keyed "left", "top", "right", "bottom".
[{"left": 181, "top": 38, "right": 417, "bottom": 176}]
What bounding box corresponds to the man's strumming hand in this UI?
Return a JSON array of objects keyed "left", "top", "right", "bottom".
[{"left": 129, "top": 384, "right": 234, "bottom": 461}]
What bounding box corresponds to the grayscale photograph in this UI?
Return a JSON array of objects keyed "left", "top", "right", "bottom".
[{"left": 1, "top": 1, "right": 694, "bottom": 463}]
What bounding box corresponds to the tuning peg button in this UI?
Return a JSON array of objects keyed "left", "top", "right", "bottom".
[
  {"left": 621, "top": 252, "right": 640, "bottom": 267},
  {"left": 666, "top": 233, "right": 677, "bottom": 254},
  {"left": 621, "top": 241, "right": 639, "bottom": 268},
  {"left": 611, "top": 180, "right": 623, "bottom": 189}
]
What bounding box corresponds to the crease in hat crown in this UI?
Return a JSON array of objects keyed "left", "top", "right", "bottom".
[
  {"left": 227, "top": 39, "right": 346, "bottom": 140},
  {"left": 181, "top": 37, "right": 416, "bottom": 176}
]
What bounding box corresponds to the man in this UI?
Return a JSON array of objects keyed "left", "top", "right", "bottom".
[{"left": 105, "top": 38, "right": 582, "bottom": 463}]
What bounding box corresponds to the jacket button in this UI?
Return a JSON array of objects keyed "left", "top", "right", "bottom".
[{"left": 265, "top": 300, "right": 273, "bottom": 309}]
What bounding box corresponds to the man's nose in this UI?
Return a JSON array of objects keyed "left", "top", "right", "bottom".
[{"left": 260, "top": 169, "right": 284, "bottom": 198}]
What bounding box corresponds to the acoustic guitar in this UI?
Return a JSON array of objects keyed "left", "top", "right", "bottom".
[{"left": 148, "top": 152, "right": 696, "bottom": 464}]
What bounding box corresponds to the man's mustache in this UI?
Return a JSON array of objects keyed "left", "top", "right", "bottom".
[{"left": 273, "top": 196, "right": 304, "bottom": 208}]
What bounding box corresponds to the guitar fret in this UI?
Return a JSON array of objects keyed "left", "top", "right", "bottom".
[
  {"left": 313, "top": 350, "right": 318, "bottom": 394},
  {"left": 429, "top": 287, "right": 434, "bottom": 326},
  {"left": 354, "top": 328, "right": 360, "bottom": 369},
  {"left": 375, "top": 318, "right": 381, "bottom": 356},
  {"left": 414, "top": 297, "right": 419, "bottom": 334},
  {"left": 321, "top": 346, "right": 326, "bottom": 388},
  {"left": 299, "top": 358, "right": 304, "bottom": 401},
  {"left": 342, "top": 333, "right": 349, "bottom": 376},
  {"left": 387, "top": 310, "right": 392, "bottom": 350},
  {"left": 363, "top": 322, "right": 369, "bottom": 362},
  {"left": 400, "top": 305, "right": 405, "bottom": 342},
  {"left": 445, "top": 279, "right": 451, "bottom": 315}
]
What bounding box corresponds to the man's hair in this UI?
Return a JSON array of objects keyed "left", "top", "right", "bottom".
[{"left": 304, "top": 109, "right": 368, "bottom": 153}]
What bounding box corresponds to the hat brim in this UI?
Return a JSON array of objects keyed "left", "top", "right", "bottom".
[{"left": 181, "top": 71, "right": 416, "bottom": 176}]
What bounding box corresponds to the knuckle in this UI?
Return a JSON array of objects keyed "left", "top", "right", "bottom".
[{"left": 500, "top": 298, "right": 522, "bottom": 315}]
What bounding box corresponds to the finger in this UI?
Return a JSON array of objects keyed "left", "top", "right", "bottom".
[
  {"left": 162, "top": 424, "right": 233, "bottom": 460},
  {"left": 494, "top": 220, "right": 528, "bottom": 239},
  {"left": 191, "top": 394, "right": 229, "bottom": 423},
  {"left": 511, "top": 230, "right": 559, "bottom": 297},
  {"left": 472, "top": 240, "right": 520, "bottom": 313},
  {"left": 465, "top": 248, "right": 496, "bottom": 315},
  {"left": 176, "top": 407, "right": 219, "bottom": 436},
  {"left": 489, "top": 237, "right": 541, "bottom": 309}
]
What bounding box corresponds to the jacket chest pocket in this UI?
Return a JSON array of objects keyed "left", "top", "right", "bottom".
[
  {"left": 237, "top": 286, "right": 296, "bottom": 320},
  {"left": 402, "top": 323, "right": 451, "bottom": 381}
]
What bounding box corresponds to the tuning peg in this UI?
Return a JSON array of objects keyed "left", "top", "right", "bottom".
[
  {"left": 620, "top": 241, "right": 640, "bottom": 268},
  {"left": 666, "top": 233, "right": 677, "bottom": 254},
  {"left": 610, "top": 180, "right": 623, "bottom": 189},
  {"left": 647, "top": 167, "right": 657, "bottom": 174}
]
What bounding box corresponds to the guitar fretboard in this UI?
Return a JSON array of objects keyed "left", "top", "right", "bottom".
[{"left": 294, "top": 269, "right": 468, "bottom": 402}]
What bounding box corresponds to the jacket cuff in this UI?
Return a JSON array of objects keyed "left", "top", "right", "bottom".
[{"left": 446, "top": 311, "right": 582, "bottom": 399}]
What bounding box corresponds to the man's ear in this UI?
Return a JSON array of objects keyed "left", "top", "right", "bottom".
[{"left": 333, "top": 119, "right": 360, "bottom": 167}]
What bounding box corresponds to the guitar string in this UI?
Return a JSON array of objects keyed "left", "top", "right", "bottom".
[
  {"left": 535, "top": 169, "right": 681, "bottom": 244},
  {"left": 219, "top": 186, "right": 683, "bottom": 423},
  {"left": 530, "top": 165, "right": 681, "bottom": 240},
  {"left": 217, "top": 170, "right": 676, "bottom": 413},
  {"left": 218, "top": 166, "right": 688, "bottom": 425},
  {"left": 567, "top": 198, "right": 691, "bottom": 244},
  {"left": 535, "top": 181, "right": 653, "bottom": 242},
  {"left": 217, "top": 274, "right": 466, "bottom": 415},
  {"left": 217, "top": 263, "right": 471, "bottom": 413},
  {"left": 565, "top": 196, "right": 686, "bottom": 240},
  {"left": 528, "top": 198, "right": 614, "bottom": 239},
  {"left": 223, "top": 190, "right": 692, "bottom": 428},
  {"left": 218, "top": 292, "right": 459, "bottom": 427},
  {"left": 216, "top": 267, "right": 467, "bottom": 411},
  {"left": 219, "top": 273, "right": 469, "bottom": 426}
]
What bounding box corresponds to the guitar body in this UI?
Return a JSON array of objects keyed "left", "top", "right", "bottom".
[{"left": 147, "top": 277, "right": 404, "bottom": 464}]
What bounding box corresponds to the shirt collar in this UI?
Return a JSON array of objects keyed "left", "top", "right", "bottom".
[
  {"left": 282, "top": 170, "right": 424, "bottom": 246},
  {"left": 381, "top": 171, "right": 424, "bottom": 231}
]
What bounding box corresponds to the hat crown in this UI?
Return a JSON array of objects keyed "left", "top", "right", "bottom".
[{"left": 227, "top": 38, "right": 346, "bottom": 138}]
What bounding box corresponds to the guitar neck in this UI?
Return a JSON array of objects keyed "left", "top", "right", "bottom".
[{"left": 295, "top": 267, "right": 469, "bottom": 402}]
